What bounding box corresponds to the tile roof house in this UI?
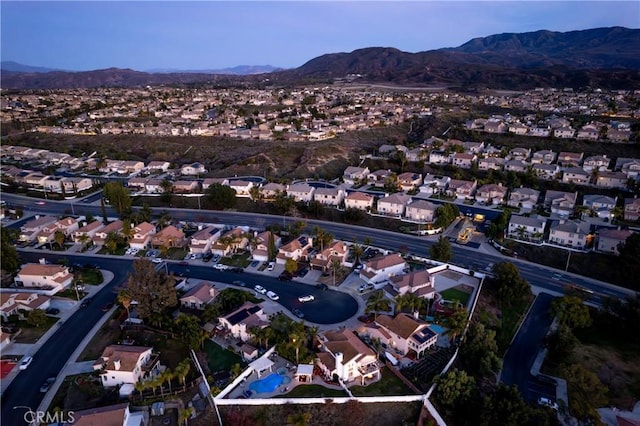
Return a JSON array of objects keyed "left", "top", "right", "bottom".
[
  {"left": 147, "top": 161, "right": 171, "bottom": 172},
  {"left": 367, "top": 169, "right": 393, "bottom": 187},
  {"left": 531, "top": 150, "right": 557, "bottom": 165},
  {"left": 507, "top": 215, "right": 547, "bottom": 242},
  {"left": 561, "top": 167, "right": 590, "bottom": 185},
  {"left": 377, "top": 193, "right": 411, "bottom": 217},
  {"left": 445, "top": 179, "right": 477, "bottom": 200},
  {"left": 73, "top": 220, "right": 104, "bottom": 243},
  {"left": 310, "top": 240, "right": 349, "bottom": 271},
  {"left": 508, "top": 147, "right": 531, "bottom": 161},
  {"left": 428, "top": 150, "right": 451, "bottom": 165},
  {"left": 36, "top": 217, "right": 80, "bottom": 244},
  {"left": 250, "top": 230, "right": 281, "bottom": 262},
  {"left": 19, "top": 215, "right": 58, "bottom": 242},
  {"left": 387, "top": 270, "right": 435, "bottom": 299},
  {"left": 314, "top": 187, "right": 345, "bottom": 207},
  {"left": 452, "top": 153, "right": 477, "bottom": 169},
  {"left": 0, "top": 292, "right": 51, "bottom": 320},
  {"left": 553, "top": 127, "right": 576, "bottom": 139},
  {"left": 316, "top": 328, "right": 380, "bottom": 385},
  {"left": 582, "top": 155, "right": 611, "bottom": 172},
  {"left": 93, "top": 345, "right": 161, "bottom": 388},
  {"left": 180, "top": 162, "right": 207, "bottom": 176},
  {"left": 344, "top": 191, "right": 375, "bottom": 211},
  {"left": 218, "top": 302, "right": 268, "bottom": 342},
  {"left": 419, "top": 174, "right": 451, "bottom": 196},
  {"left": 276, "top": 235, "right": 313, "bottom": 264},
  {"left": 544, "top": 190, "right": 577, "bottom": 217},
  {"left": 93, "top": 220, "right": 124, "bottom": 246},
  {"left": 286, "top": 183, "right": 316, "bottom": 203},
  {"left": 151, "top": 225, "right": 186, "bottom": 249},
  {"left": 616, "top": 158, "right": 640, "bottom": 179},
  {"left": 504, "top": 159, "right": 530, "bottom": 173},
  {"left": 211, "top": 227, "right": 248, "bottom": 256},
  {"left": 202, "top": 178, "right": 230, "bottom": 191},
  {"left": 507, "top": 187, "right": 540, "bottom": 210},
  {"left": 475, "top": 183, "right": 508, "bottom": 206},
  {"left": 396, "top": 172, "right": 424, "bottom": 191},
  {"left": 259, "top": 182, "right": 286, "bottom": 200},
  {"left": 180, "top": 281, "right": 218, "bottom": 310},
  {"left": 583, "top": 195, "right": 617, "bottom": 219},
  {"left": 364, "top": 313, "right": 438, "bottom": 358},
  {"left": 173, "top": 180, "right": 200, "bottom": 194},
  {"left": 343, "top": 166, "right": 370, "bottom": 186},
  {"left": 188, "top": 225, "right": 222, "bottom": 254},
  {"left": 128, "top": 222, "right": 156, "bottom": 250},
  {"left": 548, "top": 220, "right": 589, "bottom": 250},
  {"left": 70, "top": 403, "right": 148, "bottom": 426},
  {"left": 595, "top": 171, "right": 628, "bottom": 189},
  {"left": 532, "top": 163, "right": 560, "bottom": 180},
  {"left": 404, "top": 199, "right": 437, "bottom": 223},
  {"left": 359, "top": 253, "right": 408, "bottom": 284},
  {"left": 15, "top": 263, "right": 73, "bottom": 292},
  {"left": 478, "top": 157, "right": 505, "bottom": 171},
  {"left": 557, "top": 151, "right": 584, "bottom": 167},
  {"left": 229, "top": 180, "right": 254, "bottom": 197},
  {"left": 597, "top": 228, "right": 634, "bottom": 256},
  {"left": 624, "top": 198, "right": 640, "bottom": 222}
]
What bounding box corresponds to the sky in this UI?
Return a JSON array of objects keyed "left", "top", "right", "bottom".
[{"left": 1, "top": 1, "right": 639, "bottom": 71}]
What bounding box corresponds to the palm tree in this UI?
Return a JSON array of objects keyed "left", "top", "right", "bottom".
[
  {"left": 250, "top": 326, "right": 265, "bottom": 349},
  {"left": 444, "top": 306, "right": 468, "bottom": 344},
  {"left": 77, "top": 233, "right": 90, "bottom": 250},
  {"left": 178, "top": 407, "right": 194, "bottom": 426},
  {"left": 230, "top": 363, "right": 243, "bottom": 379},
  {"left": 263, "top": 327, "right": 275, "bottom": 349},
  {"left": 121, "top": 219, "right": 135, "bottom": 242},
  {"left": 395, "top": 293, "right": 423, "bottom": 315},
  {"left": 329, "top": 259, "right": 342, "bottom": 286},
  {"left": 351, "top": 240, "right": 363, "bottom": 265},
  {"left": 363, "top": 237, "right": 372, "bottom": 248},
  {"left": 290, "top": 328, "right": 306, "bottom": 365},
  {"left": 175, "top": 359, "right": 191, "bottom": 390},
  {"left": 366, "top": 290, "right": 391, "bottom": 321},
  {"left": 117, "top": 289, "right": 132, "bottom": 319},
  {"left": 306, "top": 325, "right": 319, "bottom": 350},
  {"left": 53, "top": 230, "right": 66, "bottom": 249}
]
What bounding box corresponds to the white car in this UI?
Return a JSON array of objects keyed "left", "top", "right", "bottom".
[
  {"left": 151, "top": 258, "right": 163, "bottom": 264},
  {"left": 538, "top": 397, "right": 559, "bottom": 411},
  {"left": 213, "top": 263, "right": 227, "bottom": 270},
  {"left": 19, "top": 355, "right": 33, "bottom": 370},
  {"left": 254, "top": 285, "right": 267, "bottom": 294},
  {"left": 267, "top": 262, "right": 275, "bottom": 271},
  {"left": 266, "top": 291, "right": 279, "bottom": 301},
  {"left": 298, "top": 295, "right": 315, "bottom": 303}
]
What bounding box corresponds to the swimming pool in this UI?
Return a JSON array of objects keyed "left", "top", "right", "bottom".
[
  {"left": 249, "top": 372, "right": 291, "bottom": 393},
  {"left": 430, "top": 324, "right": 446, "bottom": 334}
]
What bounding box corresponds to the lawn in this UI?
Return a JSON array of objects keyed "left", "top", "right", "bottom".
[
  {"left": 55, "top": 288, "right": 87, "bottom": 300},
  {"left": 97, "top": 245, "right": 127, "bottom": 256},
  {"left": 203, "top": 340, "right": 245, "bottom": 372},
  {"left": 274, "top": 384, "right": 347, "bottom": 398},
  {"left": 12, "top": 316, "right": 59, "bottom": 343},
  {"left": 77, "top": 314, "right": 123, "bottom": 361},
  {"left": 220, "top": 252, "right": 252, "bottom": 268},
  {"left": 350, "top": 367, "right": 417, "bottom": 396},
  {"left": 166, "top": 247, "right": 189, "bottom": 260},
  {"left": 75, "top": 267, "right": 104, "bottom": 285},
  {"left": 440, "top": 287, "right": 472, "bottom": 306}
]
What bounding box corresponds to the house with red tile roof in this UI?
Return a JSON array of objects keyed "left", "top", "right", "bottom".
[
  {"left": 359, "top": 253, "right": 407, "bottom": 284},
  {"left": 179, "top": 281, "right": 218, "bottom": 310},
  {"left": 151, "top": 225, "right": 186, "bottom": 249},
  {"left": 0, "top": 292, "right": 51, "bottom": 320},
  {"left": 93, "top": 345, "right": 161, "bottom": 388},
  {"left": 364, "top": 313, "right": 438, "bottom": 358},
  {"left": 15, "top": 263, "right": 73, "bottom": 292},
  {"left": 276, "top": 235, "right": 313, "bottom": 264}
]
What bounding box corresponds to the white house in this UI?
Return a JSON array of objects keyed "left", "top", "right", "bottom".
[
  {"left": 229, "top": 180, "right": 254, "bottom": 197},
  {"left": 404, "top": 199, "right": 437, "bottom": 223},
  {"left": 313, "top": 187, "right": 345, "bottom": 207},
  {"left": 364, "top": 313, "right": 438, "bottom": 358},
  {"left": 344, "top": 191, "right": 375, "bottom": 211},
  {"left": 475, "top": 184, "right": 507, "bottom": 206},
  {"left": 250, "top": 231, "right": 281, "bottom": 262},
  {"left": 377, "top": 194, "right": 411, "bottom": 217},
  {"left": 218, "top": 302, "right": 268, "bottom": 342},
  {"left": 507, "top": 187, "right": 540, "bottom": 210},
  {"left": 188, "top": 226, "right": 222, "bottom": 254},
  {"left": 387, "top": 270, "right": 435, "bottom": 299},
  {"left": 316, "top": 328, "right": 380, "bottom": 385},
  {"left": 343, "top": 166, "right": 370, "bottom": 186},
  {"left": 548, "top": 220, "right": 589, "bottom": 250},
  {"left": 0, "top": 292, "right": 51, "bottom": 321},
  {"left": 179, "top": 281, "right": 218, "bottom": 310},
  {"left": 583, "top": 195, "right": 617, "bottom": 219},
  {"left": 544, "top": 191, "right": 577, "bottom": 217},
  {"left": 507, "top": 215, "right": 546, "bottom": 242},
  {"left": 19, "top": 215, "right": 58, "bottom": 242},
  {"left": 180, "top": 162, "right": 207, "bottom": 176},
  {"left": 94, "top": 345, "right": 161, "bottom": 388},
  {"left": 419, "top": 174, "right": 450, "bottom": 196},
  {"left": 286, "top": 183, "right": 316, "bottom": 203},
  {"left": 359, "top": 253, "right": 407, "bottom": 284},
  {"left": 276, "top": 235, "right": 313, "bottom": 264},
  {"left": 128, "top": 222, "right": 156, "bottom": 250},
  {"left": 597, "top": 228, "right": 633, "bottom": 256},
  {"left": 15, "top": 263, "right": 73, "bottom": 292}
]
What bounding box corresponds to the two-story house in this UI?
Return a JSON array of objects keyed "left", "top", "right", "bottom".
[
  {"left": 276, "top": 235, "right": 313, "bottom": 264},
  {"left": 94, "top": 345, "right": 161, "bottom": 388},
  {"left": 548, "top": 220, "right": 589, "bottom": 250},
  {"left": 342, "top": 166, "right": 370, "bottom": 186},
  {"left": 595, "top": 171, "right": 627, "bottom": 189},
  {"left": 557, "top": 151, "right": 584, "bottom": 167},
  {"left": 419, "top": 174, "right": 450, "bottom": 196},
  {"left": 250, "top": 230, "right": 281, "bottom": 262},
  {"left": 531, "top": 150, "right": 557, "bottom": 165},
  {"left": 452, "top": 153, "right": 476, "bottom": 169},
  {"left": 211, "top": 227, "right": 248, "bottom": 256},
  {"left": 386, "top": 270, "right": 435, "bottom": 299},
  {"left": 286, "top": 183, "right": 316, "bottom": 203},
  {"left": 507, "top": 187, "right": 540, "bottom": 210},
  {"left": 561, "top": 167, "right": 590, "bottom": 185},
  {"left": 173, "top": 180, "right": 199, "bottom": 194},
  {"left": 229, "top": 180, "right": 254, "bottom": 197},
  {"left": 624, "top": 198, "right": 640, "bottom": 222},
  {"left": 446, "top": 179, "right": 477, "bottom": 200},
  {"left": 93, "top": 220, "right": 124, "bottom": 246},
  {"left": 218, "top": 302, "right": 268, "bottom": 342},
  {"left": 202, "top": 178, "right": 230, "bottom": 191},
  {"left": 364, "top": 313, "right": 438, "bottom": 358},
  {"left": 259, "top": 182, "right": 286, "bottom": 200},
  {"left": 37, "top": 217, "right": 80, "bottom": 244},
  {"left": 359, "top": 253, "right": 407, "bottom": 284},
  {"left": 15, "top": 263, "right": 73, "bottom": 292},
  {"left": 367, "top": 169, "right": 393, "bottom": 187},
  {"left": 404, "top": 199, "right": 437, "bottom": 223},
  {"left": 188, "top": 226, "right": 222, "bottom": 254},
  {"left": 475, "top": 183, "right": 508, "bottom": 206},
  {"left": 128, "top": 222, "right": 156, "bottom": 250},
  {"left": 396, "top": 172, "right": 423, "bottom": 192},
  {"left": 377, "top": 194, "right": 411, "bottom": 217},
  {"left": 314, "top": 187, "right": 345, "bottom": 207},
  {"left": 19, "top": 215, "right": 58, "bottom": 242},
  {"left": 597, "top": 228, "right": 633, "bottom": 256},
  {"left": 582, "top": 155, "right": 611, "bottom": 172},
  {"left": 504, "top": 159, "right": 530, "bottom": 173},
  {"left": 0, "top": 292, "right": 51, "bottom": 321},
  {"left": 478, "top": 157, "right": 505, "bottom": 171},
  {"left": 73, "top": 220, "right": 104, "bottom": 243},
  {"left": 151, "top": 225, "right": 186, "bottom": 249},
  {"left": 180, "top": 162, "right": 207, "bottom": 176},
  {"left": 532, "top": 163, "right": 560, "bottom": 180},
  {"left": 179, "top": 281, "right": 218, "bottom": 310},
  {"left": 344, "top": 191, "right": 375, "bottom": 211},
  {"left": 583, "top": 195, "right": 617, "bottom": 219},
  {"left": 507, "top": 215, "right": 546, "bottom": 242},
  {"left": 544, "top": 190, "right": 577, "bottom": 217},
  {"left": 428, "top": 150, "right": 450, "bottom": 165},
  {"left": 310, "top": 241, "right": 349, "bottom": 271},
  {"left": 316, "top": 328, "right": 380, "bottom": 385}
]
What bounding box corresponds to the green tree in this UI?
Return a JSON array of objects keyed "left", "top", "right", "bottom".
[
  {"left": 551, "top": 295, "right": 592, "bottom": 329},
  {"left": 365, "top": 290, "right": 391, "bottom": 321},
  {"left": 618, "top": 233, "right": 640, "bottom": 291},
  {"left": 125, "top": 258, "right": 177, "bottom": 320},
  {"left": 53, "top": 230, "right": 66, "bottom": 249},
  {"left": 329, "top": 259, "right": 342, "bottom": 286},
  {"left": 429, "top": 236, "right": 452, "bottom": 262},
  {"left": 395, "top": 292, "right": 425, "bottom": 315},
  {"left": 460, "top": 322, "right": 501, "bottom": 378},
  {"left": 267, "top": 231, "right": 276, "bottom": 261},
  {"left": 175, "top": 359, "right": 191, "bottom": 390},
  {"left": 546, "top": 324, "right": 578, "bottom": 363},
  {"left": 351, "top": 240, "right": 364, "bottom": 265},
  {"left": 26, "top": 309, "right": 48, "bottom": 327},
  {"left": 117, "top": 289, "right": 132, "bottom": 320},
  {"left": 434, "top": 203, "right": 460, "bottom": 229},
  {"left": 175, "top": 314, "right": 207, "bottom": 349},
  {"left": 434, "top": 369, "right": 476, "bottom": 413},
  {"left": 285, "top": 258, "right": 298, "bottom": 275},
  {"left": 491, "top": 262, "right": 532, "bottom": 307},
  {"left": 1, "top": 227, "right": 21, "bottom": 274},
  {"left": 444, "top": 306, "right": 468, "bottom": 343},
  {"left": 103, "top": 181, "right": 131, "bottom": 217},
  {"left": 564, "top": 364, "right": 608, "bottom": 424},
  {"left": 100, "top": 196, "right": 108, "bottom": 224},
  {"left": 206, "top": 183, "right": 237, "bottom": 210}
]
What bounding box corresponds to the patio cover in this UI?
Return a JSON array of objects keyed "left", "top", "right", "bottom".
[
  {"left": 295, "top": 364, "right": 314, "bottom": 381},
  {"left": 249, "top": 356, "right": 274, "bottom": 378}
]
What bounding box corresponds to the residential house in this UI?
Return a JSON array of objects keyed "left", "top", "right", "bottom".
[
  {"left": 180, "top": 281, "right": 218, "bottom": 310},
  {"left": 608, "top": 129, "right": 632, "bottom": 142},
  {"left": 102, "top": 160, "right": 145, "bottom": 174},
  {"left": 229, "top": 180, "right": 254, "bottom": 197},
  {"left": 37, "top": 217, "right": 80, "bottom": 244},
  {"left": 310, "top": 240, "right": 349, "bottom": 271},
  {"left": 151, "top": 225, "right": 186, "bottom": 249},
  {"left": 73, "top": 220, "right": 104, "bottom": 243},
  {"left": 15, "top": 263, "right": 73, "bottom": 292},
  {"left": 530, "top": 127, "right": 551, "bottom": 137},
  {"left": 484, "top": 121, "right": 507, "bottom": 134},
  {"left": 478, "top": 157, "right": 505, "bottom": 171},
  {"left": 93, "top": 345, "right": 161, "bottom": 388},
  {"left": 475, "top": 183, "right": 508, "bottom": 206},
  {"left": 202, "top": 178, "right": 230, "bottom": 191},
  {"left": 286, "top": 183, "right": 316, "bottom": 203},
  {"left": 504, "top": 160, "right": 529, "bottom": 173},
  {"left": 259, "top": 182, "right": 286, "bottom": 200},
  {"left": 276, "top": 235, "right": 313, "bottom": 264},
  {"left": 624, "top": 198, "right": 640, "bottom": 222},
  {"left": 211, "top": 227, "right": 248, "bottom": 256},
  {"left": 544, "top": 190, "right": 577, "bottom": 216},
  {"left": 127, "top": 177, "right": 148, "bottom": 191},
  {"left": 144, "top": 179, "right": 164, "bottom": 194},
  {"left": 23, "top": 172, "right": 49, "bottom": 188},
  {"left": 93, "top": 220, "right": 124, "bottom": 246},
  {"left": 364, "top": 313, "right": 438, "bottom": 358},
  {"left": 582, "top": 155, "right": 611, "bottom": 172},
  {"left": 557, "top": 152, "right": 584, "bottom": 167},
  {"left": 367, "top": 169, "right": 393, "bottom": 187},
  {"left": 619, "top": 159, "right": 640, "bottom": 179},
  {"left": 583, "top": 195, "right": 617, "bottom": 219},
  {"left": 401, "top": 200, "right": 435, "bottom": 224},
  {"left": 128, "top": 222, "right": 157, "bottom": 250},
  {"left": 576, "top": 124, "right": 600, "bottom": 140},
  {"left": 508, "top": 187, "right": 540, "bottom": 210},
  {"left": 19, "top": 215, "right": 57, "bottom": 242},
  {"left": 147, "top": 161, "right": 170, "bottom": 172},
  {"left": 180, "top": 162, "right": 207, "bottom": 176},
  {"left": 561, "top": 167, "right": 590, "bottom": 185},
  {"left": 396, "top": 172, "right": 423, "bottom": 191},
  {"left": 344, "top": 191, "right": 375, "bottom": 211},
  {"left": 377, "top": 193, "right": 411, "bottom": 217},
  {"left": 173, "top": 180, "right": 199, "bottom": 194},
  {"left": 508, "top": 122, "right": 529, "bottom": 135},
  {"left": 553, "top": 127, "right": 576, "bottom": 139},
  {"left": 461, "top": 141, "right": 485, "bottom": 154},
  {"left": 548, "top": 220, "right": 589, "bottom": 250},
  {"left": 359, "top": 253, "right": 407, "bottom": 284},
  {"left": 68, "top": 403, "right": 148, "bottom": 426},
  {"left": 0, "top": 292, "right": 51, "bottom": 320},
  {"left": 314, "top": 187, "right": 345, "bottom": 207},
  {"left": 452, "top": 153, "right": 477, "bottom": 169},
  {"left": 508, "top": 215, "right": 546, "bottom": 242},
  {"left": 419, "top": 174, "right": 450, "bottom": 196},
  {"left": 533, "top": 163, "right": 560, "bottom": 180},
  {"left": 218, "top": 302, "right": 268, "bottom": 342},
  {"left": 387, "top": 270, "right": 435, "bottom": 299},
  {"left": 446, "top": 179, "right": 477, "bottom": 200},
  {"left": 406, "top": 147, "right": 427, "bottom": 162},
  {"left": 597, "top": 228, "right": 633, "bottom": 256},
  {"left": 428, "top": 150, "right": 451, "bottom": 165},
  {"left": 508, "top": 147, "right": 531, "bottom": 161},
  {"left": 250, "top": 231, "right": 281, "bottom": 262},
  {"left": 342, "top": 166, "right": 370, "bottom": 186},
  {"left": 531, "top": 150, "right": 557, "bottom": 165},
  {"left": 595, "top": 171, "right": 627, "bottom": 189},
  {"left": 316, "top": 328, "right": 380, "bottom": 385},
  {"left": 188, "top": 226, "right": 222, "bottom": 254}
]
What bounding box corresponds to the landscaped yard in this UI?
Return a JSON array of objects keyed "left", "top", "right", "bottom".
[
  {"left": 350, "top": 367, "right": 418, "bottom": 396},
  {"left": 275, "top": 384, "right": 347, "bottom": 398},
  {"left": 220, "top": 251, "right": 252, "bottom": 268},
  {"left": 97, "top": 245, "right": 127, "bottom": 256},
  {"left": 203, "top": 340, "right": 245, "bottom": 372},
  {"left": 74, "top": 267, "right": 104, "bottom": 285},
  {"left": 77, "top": 315, "right": 123, "bottom": 361},
  {"left": 55, "top": 288, "right": 87, "bottom": 301},
  {"left": 166, "top": 247, "right": 189, "bottom": 260},
  {"left": 11, "top": 316, "right": 59, "bottom": 343},
  {"left": 440, "top": 287, "right": 472, "bottom": 307}
]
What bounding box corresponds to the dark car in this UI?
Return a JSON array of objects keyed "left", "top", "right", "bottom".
[
  {"left": 315, "top": 283, "right": 328, "bottom": 291},
  {"left": 358, "top": 314, "right": 374, "bottom": 324},
  {"left": 40, "top": 377, "right": 56, "bottom": 393},
  {"left": 292, "top": 308, "right": 304, "bottom": 318},
  {"left": 230, "top": 267, "right": 244, "bottom": 273},
  {"left": 278, "top": 272, "right": 292, "bottom": 281},
  {"left": 298, "top": 268, "right": 309, "bottom": 277},
  {"left": 250, "top": 261, "right": 260, "bottom": 268},
  {"left": 80, "top": 297, "right": 93, "bottom": 308},
  {"left": 45, "top": 308, "right": 60, "bottom": 315},
  {"left": 202, "top": 253, "right": 213, "bottom": 262},
  {"left": 101, "top": 303, "right": 114, "bottom": 312}
]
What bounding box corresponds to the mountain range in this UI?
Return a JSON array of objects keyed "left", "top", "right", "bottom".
[{"left": 2, "top": 27, "right": 639, "bottom": 90}]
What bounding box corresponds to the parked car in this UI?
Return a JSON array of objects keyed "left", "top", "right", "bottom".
[
  {"left": 250, "top": 261, "right": 260, "bottom": 268},
  {"left": 101, "top": 303, "right": 114, "bottom": 312},
  {"left": 267, "top": 262, "right": 275, "bottom": 271},
  {"left": 278, "top": 272, "right": 292, "bottom": 281},
  {"left": 315, "top": 283, "right": 328, "bottom": 291},
  {"left": 292, "top": 308, "right": 304, "bottom": 318},
  {"left": 151, "top": 258, "right": 163, "bottom": 264},
  {"left": 40, "top": 377, "right": 56, "bottom": 393},
  {"left": 202, "top": 253, "right": 213, "bottom": 262},
  {"left": 254, "top": 285, "right": 267, "bottom": 294},
  {"left": 298, "top": 295, "right": 314, "bottom": 303},
  {"left": 266, "top": 291, "right": 279, "bottom": 301},
  {"left": 537, "top": 397, "right": 559, "bottom": 411},
  {"left": 19, "top": 355, "right": 33, "bottom": 370},
  {"left": 298, "top": 268, "right": 309, "bottom": 277},
  {"left": 45, "top": 308, "right": 60, "bottom": 315},
  {"left": 232, "top": 280, "right": 246, "bottom": 287},
  {"left": 358, "top": 283, "right": 374, "bottom": 292}
]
